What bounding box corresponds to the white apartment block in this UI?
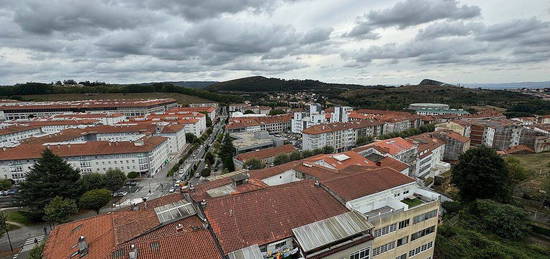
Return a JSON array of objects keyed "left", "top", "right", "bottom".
[
  {"left": 302, "top": 123, "right": 356, "bottom": 152},
  {"left": 0, "top": 136, "right": 169, "bottom": 182},
  {"left": 0, "top": 125, "right": 42, "bottom": 147},
  {"left": 329, "top": 106, "right": 352, "bottom": 123}
]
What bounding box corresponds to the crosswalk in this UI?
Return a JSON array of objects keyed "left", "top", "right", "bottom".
[{"left": 12, "top": 234, "right": 45, "bottom": 258}]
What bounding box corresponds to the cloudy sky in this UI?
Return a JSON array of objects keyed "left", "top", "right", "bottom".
[{"left": 1, "top": 0, "right": 549, "bottom": 85}]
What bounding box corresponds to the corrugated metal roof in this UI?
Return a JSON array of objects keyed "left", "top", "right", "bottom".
[
  {"left": 154, "top": 200, "right": 196, "bottom": 224},
  {"left": 292, "top": 211, "right": 373, "bottom": 252},
  {"left": 227, "top": 244, "right": 263, "bottom": 259}
]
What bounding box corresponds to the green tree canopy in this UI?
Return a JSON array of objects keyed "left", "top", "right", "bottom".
[
  {"left": 0, "top": 179, "right": 13, "bottom": 191},
  {"left": 0, "top": 212, "right": 7, "bottom": 239},
  {"left": 322, "top": 146, "right": 335, "bottom": 154},
  {"left": 185, "top": 133, "right": 198, "bottom": 144},
  {"left": 451, "top": 146, "right": 512, "bottom": 202},
  {"left": 468, "top": 199, "right": 530, "bottom": 240},
  {"left": 205, "top": 152, "right": 215, "bottom": 166},
  {"left": 104, "top": 169, "right": 127, "bottom": 192},
  {"left": 505, "top": 157, "right": 530, "bottom": 183},
  {"left": 200, "top": 168, "right": 211, "bottom": 177},
  {"left": 127, "top": 171, "right": 139, "bottom": 179},
  {"left": 79, "top": 189, "right": 112, "bottom": 214},
  {"left": 269, "top": 109, "right": 286, "bottom": 115},
  {"left": 243, "top": 159, "right": 266, "bottom": 170},
  {"left": 289, "top": 151, "right": 302, "bottom": 161},
  {"left": 17, "top": 149, "right": 81, "bottom": 217},
  {"left": 43, "top": 196, "right": 78, "bottom": 224},
  {"left": 274, "top": 154, "right": 290, "bottom": 165},
  {"left": 220, "top": 134, "right": 235, "bottom": 171},
  {"left": 80, "top": 173, "right": 106, "bottom": 193}
]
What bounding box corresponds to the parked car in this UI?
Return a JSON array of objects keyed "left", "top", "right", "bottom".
[
  {"left": 126, "top": 180, "right": 138, "bottom": 187},
  {"left": 0, "top": 191, "right": 7, "bottom": 196},
  {"left": 113, "top": 191, "right": 128, "bottom": 197},
  {"left": 6, "top": 189, "right": 17, "bottom": 195},
  {"left": 169, "top": 188, "right": 175, "bottom": 193}
]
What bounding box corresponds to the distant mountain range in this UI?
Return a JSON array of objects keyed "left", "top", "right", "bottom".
[
  {"left": 462, "top": 81, "right": 550, "bottom": 89},
  {"left": 205, "top": 76, "right": 365, "bottom": 92},
  {"left": 142, "top": 81, "right": 218, "bottom": 89}
]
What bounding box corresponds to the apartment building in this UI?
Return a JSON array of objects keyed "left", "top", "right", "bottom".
[
  {"left": 228, "top": 103, "right": 252, "bottom": 113},
  {"left": 519, "top": 126, "right": 550, "bottom": 153},
  {"left": 4, "top": 119, "right": 100, "bottom": 134},
  {"left": 354, "top": 138, "right": 418, "bottom": 166},
  {"left": 302, "top": 122, "right": 356, "bottom": 152},
  {"left": 0, "top": 99, "right": 177, "bottom": 120},
  {"left": 468, "top": 119, "right": 522, "bottom": 150},
  {"left": 435, "top": 120, "right": 471, "bottom": 137},
  {"left": 0, "top": 136, "right": 168, "bottom": 182},
  {"left": 432, "top": 130, "right": 471, "bottom": 161},
  {"left": 407, "top": 134, "right": 448, "bottom": 180},
  {"left": 226, "top": 114, "right": 292, "bottom": 134},
  {"left": 170, "top": 106, "right": 217, "bottom": 121},
  {"left": 129, "top": 111, "right": 207, "bottom": 136},
  {"left": 0, "top": 125, "right": 42, "bottom": 147},
  {"left": 51, "top": 113, "right": 126, "bottom": 125},
  {"left": 291, "top": 103, "right": 329, "bottom": 134}
]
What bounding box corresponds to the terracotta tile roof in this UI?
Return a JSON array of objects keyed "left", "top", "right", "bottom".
[
  {"left": 377, "top": 157, "right": 409, "bottom": 172},
  {"left": 171, "top": 106, "right": 216, "bottom": 113},
  {"left": 52, "top": 113, "right": 125, "bottom": 119},
  {"left": 22, "top": 128, "right": 87, "bottom": 144},
  {"left": 204, "top": 180, "right": 348, "bottom": 253},
  {"left": 226, "top": 114, "right": 292, "bottom": 129},
  {"left": 0, "top": 136, "right": 167, "bottom": 161},
  {"left": 43, "top": 194, "right": 223, "bottom": 259},
  {"left": 434, "top": 130, "right": 470, "bottom": 143},
  {"left": 43, "top": 213, "right": 115, "bottom": 259},
  {"left": 160, "top": 124, "right": 185, "bottom": 133},
  {"left": 322, "top": 167, "right": 415, "bottom": 202},
  {"left": 235, "top": 144, "right": 297, "bottom": 162},
  {"left": 304, "top": 151, "right": 375, "bottom": 169},
  {"left": 12, "top": 119, "right": 100, "bottom": 127},
  {"left": 503, "top": 145, "right": 535, "bottom": 154},
  {"left": 302, "top": 122, "right": 354, "bottom": 135},
  {"left": 0, "top": 99, "right": 176, "bottom": 111},
  {"left": 354, "top": 137, "right": 415, "bottom": 155},
  {"left": 0, "top": 125, "right": 41, "bottom": 135}
]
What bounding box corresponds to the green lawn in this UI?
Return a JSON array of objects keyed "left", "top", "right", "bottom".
[
  {"left": 5, "top": 210, "right": 34, "bottom": 226},
  {"left": 402, "top": 198, "right": 423, "bottom": 208}
]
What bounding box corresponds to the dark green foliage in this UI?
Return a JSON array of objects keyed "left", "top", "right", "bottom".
[
  {"left": 441, "top": 201, "right": 462, "bottom": 217},
  {"left": 244, "top": 110, "right": 255, "bottom": 114},
  {"left": 467, "top": 199, "right": 530, "bottom": 240},
  {"left": 200, "top": 168, "right": 211, "bottom": 177},
  {"left": 80, "top": 173, "right": 107, "bottom": 192},
  {"left": 505, "top": 157, "right": 530, "bottom": 183},
  {"left": 127, "top": 171, "right": 139, "bottom": 179},
  {"left": 104, "top": 169, "right": 127, "bottom": 192},
  {"left": 0, "top": 212, "right": 7, "bottom": 239},
  {"left": 206, "top": 76, "right": 363, "bottom": 92},
  {"left": 0, "top": 179, "right": 13, "bottom": 191},
  {"left": 43, "top": 196, "right": 78, "bottom": 224},
  {"left": 289, "top": 151, "right": 302, "bottom": 161},
  {"left": 28, "top": 241, "right": 45, "bottom": 259},
  {"left": 0, "top": 82, "right": 243, "bottom": 104},
  {"left": 219, "top": 134, "right": 235, "bottom": 171},
  {"left": 379, "top": 124, "right": 435, "bottom": 140},
  {"left": 205, "top": 152, "right": 215, "bottom": 166},
  {"left": 322, "top": 146, "right": 335, "bottom": 154},
  {"left": 185, "top": 133, "right": 198, "bottom": 144},
  {"left": 269, "top": 109, "right": 286, "bottom": 115},
  {"left": 274, "top": 154, "right": 290, "bottom": 165},
  {"left": 243, "top": 159, "right": 265, "bottom": 170},
  {"left": 356, "top": 136, "right": 372, "bottom": 146},
  {"left": 451, "top": 146, "right": 512, "bottom": 202},
  {"left": 17, "top": 149, "right": 81, "bottom": 217},
  {"left": 79, "top": 189, "right": 112, "bottom": 214}
]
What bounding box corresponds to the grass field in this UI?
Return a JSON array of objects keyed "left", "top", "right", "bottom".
[{"left": 18, "top": 92, "right": 212, "bottom": 105}]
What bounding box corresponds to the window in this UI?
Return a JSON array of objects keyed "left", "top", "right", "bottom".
[
  {"left": 411, "top": 226, "right": 436, "bottom": 241},
  {"left": 396, "top": 254, "right": 407, "bottom": 259},
  {"left": 408, "top": 241, "right": 433, "bottom": 257},
  {"left": 397, "top": 236, "right": 409, "bottom": 247},
  {"left": 413, "top": 210, "right": 437, "bottom": 224},
  {"left": 374, "top": 223, "right": 398, "bottom": 237},
  {"left": 373, "top": 241, "right": 395, "bottom": 256},
  {"left": 350, "top": 247, "right": 370, "bottom": 259},
  {"left": 399, "top": 219, "right": 410, "bottom": 229},
  {"left": 275, "top": 242, "right": 286, "bottom": 249}
]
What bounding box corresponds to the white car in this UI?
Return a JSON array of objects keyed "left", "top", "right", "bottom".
[{"left": 169, "top": 187, "right": 175, "bottom": 193}]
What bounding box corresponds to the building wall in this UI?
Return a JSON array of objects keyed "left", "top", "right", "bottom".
[
  {"left": 0, "top": 128, "right": 42, "bottom": 146},
  {"left": 322, "top": 239, "right": 373, "bottom": 259}
]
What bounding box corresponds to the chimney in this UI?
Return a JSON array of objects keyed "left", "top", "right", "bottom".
[
  {"left": 128, "top": 244, "right": 138, "bottom": 259},
  {"left": 78, "top": 236, "right": 88, "bottom": 256},
  {"left": 314, "top": 180, "right": 320, "bottom": 187},
  {"left": 176, "top": 224, "right": 184, "bottom": 232}
]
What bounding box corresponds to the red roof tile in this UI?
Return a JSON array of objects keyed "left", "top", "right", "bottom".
[{"left": 235, "top": 144, "right": 297, "bottom": 162}]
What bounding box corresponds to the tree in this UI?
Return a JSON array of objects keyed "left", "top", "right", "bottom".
[
  {"left": 28, "top": 242, "right": 44, "bottom": 259},
  {"left": 468, "top": 199, "right": 530, "bottom": 240},
  {"left": 127, "top": 171, "right": 139, "bottom": 179},
  {"left": 200, "top": 168, "right": 211, "bottom": 177},
  {"left": 17, "top": 149, "right": 81, "bottom": 218},
  {"left": 185, "top": 133, "right": 198, "bottom": 144},
  {"left": 0, "top": 212, "right": 7, "bottom": 239},
  {"left": 274, "top": 154, "right": 290, "bottom": 165},
  {"left": 505, "top": 157, "right": 529, "bottom": 183},
  {"left": 79, "top": 189, "right": 112, "bottom": 214},
  {"left": 356, "top": 136, "right": 372, "bottom": 146},
  {"left": 269, "top": 109, "right": 286, "bottom": 115},
  {"left": 80, "top": 173, "right": 106, "bottom": 192},
  {"left": 244, "top": 159, "right": 265, "bottom": 170},
  {"left": 220, "top": 134, "right": 235, "bottom": 171},
  {"left": 43, "top": 196, "right": 78, "bottom": 224},
  {"left": 451, "top": 146, "right": 512, "bottom": 202},
  {"left": 104, "top": 169, "right": 127, "bottom": 192},
  {"left": 322, "top": 146, "right": 335, "bottom": 154},
  {"left": 205, "top": 152, "right": 215, "bottom": 166},
  {"left": 289, "top": 151, "right": 302, "bottom": 161},
  {"left": 302, "top": 150, "right": 314, "bottom": 158},
  {"left": 0, "top": 179, "right": 12, "bottom": 191},
  {"left": 244, "top": 110, "right": 255, "bottom": 114}
]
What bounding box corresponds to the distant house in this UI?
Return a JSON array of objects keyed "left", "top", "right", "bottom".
[{"left": 234, "top": 144, "right": 297, "bottom": 169}]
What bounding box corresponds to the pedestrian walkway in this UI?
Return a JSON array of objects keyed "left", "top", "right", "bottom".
[{"left": 12, "top": 234, "right": 44, "bottom": 258}]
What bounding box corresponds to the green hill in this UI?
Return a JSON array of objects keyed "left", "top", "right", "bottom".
[{"left": 206, "top": 76, "right": 364, "bottom": 92}]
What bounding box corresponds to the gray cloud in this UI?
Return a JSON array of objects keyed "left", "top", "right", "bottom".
[
  {"left": 476, "top": 17, "right": 548, "bottom": 42},
  {"left": 346, "top": 0, "right": 480, "bottom": 39},
  {"left": 416, "top": 21, "right": 483, "bottom": 39}
]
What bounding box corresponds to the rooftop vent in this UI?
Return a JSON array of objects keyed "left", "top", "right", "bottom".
[
  {"left": 77, "top": 236, "right": 88, "bottom": 256},
  {"left": 128, "top": 244, "right": 138, "bottom": 259}
]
